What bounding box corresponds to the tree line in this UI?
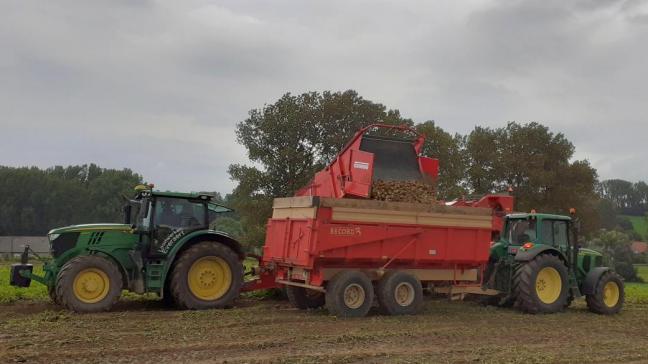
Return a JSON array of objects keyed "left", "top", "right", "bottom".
[{"left": 0, "top": 164, "right": 141, "bottom": 235}]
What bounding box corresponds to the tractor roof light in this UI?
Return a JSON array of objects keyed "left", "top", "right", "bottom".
[{"left": 522, "top": 242, "right": 534, "bottom": 250}]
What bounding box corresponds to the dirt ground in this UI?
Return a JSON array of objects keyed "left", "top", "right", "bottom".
[{"left": 1, "top": 297, "right": 648, "bottom": 364}]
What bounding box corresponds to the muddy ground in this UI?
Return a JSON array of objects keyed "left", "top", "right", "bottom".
[{"left": 1, "top": 297, "right": 647, "bottom": 364}]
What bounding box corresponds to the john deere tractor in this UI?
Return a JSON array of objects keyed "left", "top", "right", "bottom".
[
  {"left": 10, "top": 185, "right": 244, "bottom": 313},
  {"left": 485, "top": 211, "right": 624, "bottom": 314}
]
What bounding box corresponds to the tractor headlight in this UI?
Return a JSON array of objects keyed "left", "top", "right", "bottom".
[{"left": 48, "top": 233, "right": 60, "bottom": 242}]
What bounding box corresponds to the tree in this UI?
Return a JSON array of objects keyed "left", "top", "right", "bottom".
[
  {"left": 0, "top": 164, "right": 142, "bottom": 235},
  {"left": 589, "top": 229, "right": 639, "bottom": 281},
  {"left": 597, "top": 198, "right": 618, "bottom": 230},
  {"left": 464, "top": 122, "right": 599, "bottom": 233},
  {"left": 415, "top": 121, "right": 465, "bottom": 200},
  {"left": 229, "top": 90, "right": 413, "bottom": 246},
  {"left": 464, "top": 126, "right": 503, "bottom": 194}
]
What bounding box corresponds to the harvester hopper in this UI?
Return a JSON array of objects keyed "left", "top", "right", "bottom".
[{"left": 296, "top": 124, "right": 439, "bottom": 199}]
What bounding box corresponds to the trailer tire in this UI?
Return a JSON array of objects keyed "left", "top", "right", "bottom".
[
  {"left": 377, "top": 271, "right": 423, "bottom": 315},
  {"left": 56, "top": 256, "right": 122, "bottom": 313},
  {"left": 325, "top": 271, "right": 373, "bottom": 318},
  {"left": 513, "top": 254, "right": 568, "bottom": 314},
  {"left": 170, "top": 242, "right": 243, "bottom": 310},
  {"left": 286, "top": 286, "right": 325, "bottom": 309},
  {"left": 586, "top": 271, "right": 624, "bottom": 315}
]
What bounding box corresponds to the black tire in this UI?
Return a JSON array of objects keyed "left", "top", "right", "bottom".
[
  {"left": 513, "top": 254, "right": 568, "bottom": 314},
  {"left": 376, "top": 271, "right": 423, "bottom": 315},
  {"left": 586, "top": 271, "right": 624, "bottom": 315},
  {"left": 325, "top": 271, "right": 373, "bottom": 318},
  {"left": 170, "top": 242, "right": 243, "bottom": 310},
  {"left": 48, "top": 286, "right": 60, "bottom": 305},
  {"left": 161, "top": 280, "right": 175, "bottom": 307},
  {"left": 286, "top": 286, "right": 325, "bottom": 309},
  {"left": 56, "top": 256, "right": 122, "bottom": 313}
]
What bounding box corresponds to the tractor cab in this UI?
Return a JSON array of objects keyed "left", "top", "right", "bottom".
[{"left": 502, "top": 213, "right": 571, "bottom": 251}]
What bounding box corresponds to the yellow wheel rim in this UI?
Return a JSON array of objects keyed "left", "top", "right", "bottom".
[
  {"left": 343, "top": 283, "right": 366, "bottom": 309},
  {"left": 187, "top": 257, "right": 232, "bottom": 301},
  {"left": 603, "top": 281, "right": 620, "bottom": 307},
  {"left": 73, "top": 268, "right": 110, "bottom": 304},
  {"left": 535, "top": 267, "right": 562, "bottom": 304},
  {"left": 394, "top": 282, "right": 415, "bottom": 307}
]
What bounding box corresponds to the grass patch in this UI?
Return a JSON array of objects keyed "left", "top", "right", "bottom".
[
  {"left": 0, "top": 262, "right": 49, "bottom": 303},
  {"left": 620, "top": 214, "right": 648, "bottom": 240},
  {"left": 626, "top": 283, "right": 648, "bottom": 304}
]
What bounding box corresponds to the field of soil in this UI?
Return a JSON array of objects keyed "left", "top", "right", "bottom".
[{"left": 2, "top": 296, "right": 648, "bottom": 364}]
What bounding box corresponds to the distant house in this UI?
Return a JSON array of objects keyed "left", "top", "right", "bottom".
[{"left": 631, "top": 241, "right": 648, "bottom": 254}]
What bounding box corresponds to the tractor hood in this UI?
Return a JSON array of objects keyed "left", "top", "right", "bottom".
[{"left": 48, "top": 223, "right": 133, "bottom": 235}]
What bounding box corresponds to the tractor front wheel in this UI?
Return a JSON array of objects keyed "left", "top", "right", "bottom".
[
  {"left": 586, "top": 271, "right": 624, "bottom": 315},
  {"left": 513, "top": 254, "right": 568, "bottom": 314},
  {"left": 56, "top": 256, "right": 122, "bottom": 313},
  {"left": 170, "top": 242, "right": 243, "bottom": 310}
]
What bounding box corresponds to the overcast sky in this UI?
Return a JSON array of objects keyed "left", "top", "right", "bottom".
[{"left": 1, "top": 0, "right": 647, "bottom": 194}]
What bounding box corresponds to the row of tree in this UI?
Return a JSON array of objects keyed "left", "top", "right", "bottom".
[
  {"left": 228, "top": 90, "right": 600, "bottom": 246},
  {"left": 0, "top": 164, "right": 142, "bottom": 235},
  {"left": 597, "top": 179, "right": 648, "bottom": 216}
]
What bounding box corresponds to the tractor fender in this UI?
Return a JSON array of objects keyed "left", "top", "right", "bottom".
[
  {"left": 582, "top": 267, "right": 612, "bottom": 295},
  {"left": 514, "top": 245, "right": 567, "bottom": 264},
  {"left": 161, "top": 230, "right": 244, "bottom": 292}
]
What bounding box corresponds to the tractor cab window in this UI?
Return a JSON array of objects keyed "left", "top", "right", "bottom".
[
  {"left": 541, "top": 220, "right": 569, "bottom": 248},
  {"left": 154, "top": 197, "right": 206, "bottom": 229},
  {"left": 508, "top": 219, "right": 537, "bottom": 245}
]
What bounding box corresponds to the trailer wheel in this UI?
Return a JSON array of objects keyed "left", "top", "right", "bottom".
[
  {"left": 286, "top": 286, "right": 325, "bottom": 309},
  {"left": 56, "top": 256, "right": 122, "bottom": 313},
  {"left": 377, "top": 271, "right": 423, "bottom": 315},
  {"left": 586, "top": 271, "right": 624, "bottom": 315},
  {"left": 170, "top": 242, "right": 243, "bottom": 310},
  {"left": 325, "top": 271, "right": 373, "bottom": 318},
  {"left": 513, "top": 254, "right": 568, "bottom": 314}
]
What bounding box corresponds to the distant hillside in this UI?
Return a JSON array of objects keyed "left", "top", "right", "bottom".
[{"left": 621, "top": 215, "right": 648, "bottom": 241}]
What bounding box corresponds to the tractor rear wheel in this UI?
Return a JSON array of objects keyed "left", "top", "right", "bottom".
[
  {"left": 286, "top": 286, "right": 325, "bottom": 309},
  {"left": 56, "top": 256, "right": 122, "bottom": 313},
  {"left": 170, "top": 242, "right": 243, "bottom": 310},
  {"left": 586, "top": 271, "right": 624, "bottom": 315},
  {"left": 376, "top": 271, "right": 423, "bottom": 315},
  {"left": 325, "top": 271, "right": 373, "bottom": 318},
  {"left": 513, "top": 254, "right": 568, "bottom": 314}
]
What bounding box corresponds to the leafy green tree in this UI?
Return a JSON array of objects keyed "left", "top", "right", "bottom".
[
  {"left": 590, "top": 229, "right": 639, "bottom": 281},
  {"left": 0, "top": 164, "right": 142, "bottom": 235},
  {"left": 464, "top": 126, "right": 503, "bottom": 194},
  {"left": 464, "top": 122, "right": 599, "bottom": 233},
  {"left": 416, "top": 121, "right": 465, "bottom": 199},
  {"left": 597, "top": 198, "right": 618, "bottom": 230}
]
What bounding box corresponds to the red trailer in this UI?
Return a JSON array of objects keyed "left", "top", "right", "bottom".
[{"left": 246, "top": 124, "right": 514, "bottom": 317}]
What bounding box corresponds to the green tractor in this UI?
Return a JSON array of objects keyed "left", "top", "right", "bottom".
[
  {"left": 10, "top": 185, "right": 244, "bottom": 313},
  {"left": 485, "top": 211, "right": 624, "bottom": 314}
]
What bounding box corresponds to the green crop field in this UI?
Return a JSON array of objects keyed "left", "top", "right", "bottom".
[{"left": 621, "top": 214, "right": 648, "bottom": 240}]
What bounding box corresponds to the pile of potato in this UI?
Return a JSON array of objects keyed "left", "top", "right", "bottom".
[{"left": 370, "top": 179, "right": 436, "bottom": 204}]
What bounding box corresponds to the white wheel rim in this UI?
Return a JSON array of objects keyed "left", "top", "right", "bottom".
[
  {"left": 343, "top": 283, "right": 366, "bottom": 309},
  {"left": 394, "top": 282, "right": 415, "bottom": 306}
]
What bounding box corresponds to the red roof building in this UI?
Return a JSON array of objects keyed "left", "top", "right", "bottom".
[{"left": 631, "top": 241, "right": 648, "bottom": 254}]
